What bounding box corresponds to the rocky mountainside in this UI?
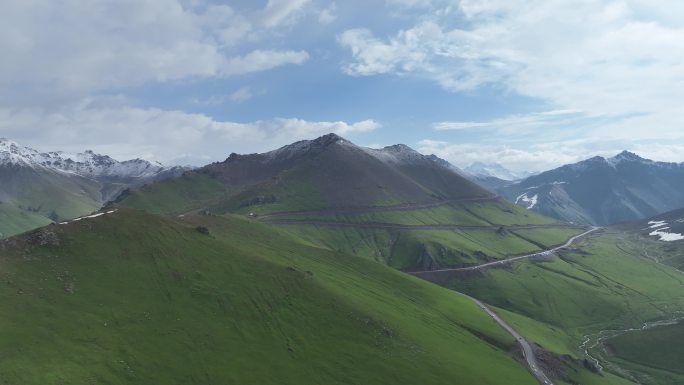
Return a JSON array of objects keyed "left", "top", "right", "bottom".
[
  {"left": 121, "top": 133, "right": 493, "bottom": 216},
  {"left": 499, "top": 151, "right": 684, "bottom": 225}
]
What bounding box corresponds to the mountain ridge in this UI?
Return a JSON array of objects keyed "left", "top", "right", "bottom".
[
  {"left": 499, "top": 150, "right": 684, "bottom": 225},
  {"left": 123, "top": 133, "right": 493, "bottom": 217},
  {"left": 0, "top": 137, "right": 183, "bottom": 178},
  {"left": 0, "top": 138, "right": 188, "bottom": 237}
]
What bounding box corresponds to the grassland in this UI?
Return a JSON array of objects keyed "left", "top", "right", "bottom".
[
  {"left": 603, "top": 321, "right": 684, "bottom": 384},
  {"left": 0, "top": 209, "right": 548, "bottom": 385},
  {"left": 459, "top": 200, "right": 559, "bottom": 225},
  {"left": 274, "top": 224, "right": 577, "bottom": 270},
  {"left": 0, "top": 202, "right": 53, "bottom": 238},
  {"left": 510, "top": 227, "right": 588, "bottom": 248},
  {"left": 447, "top": 229, "right": 684, "bottom": 384},
  {"left": 117, "top": 172, "right": 226, "bottom": 215},
  {"left": 0, "top": 167, "right": 104, "bottom": 238},
  {"left": 119, "top": 179, "right": 584, "bottom": 272},
  {"left": 264, "top": 205, "right": 491, "bottom": 226}
]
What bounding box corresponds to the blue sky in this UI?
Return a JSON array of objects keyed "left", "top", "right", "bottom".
[{"left": 2, "top": 0, "right": 684, "bottom": 172}]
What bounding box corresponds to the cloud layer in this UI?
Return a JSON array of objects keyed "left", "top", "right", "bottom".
[
  {"left": 0, "top": 102, "right": 379, "bottom": 164},
  {"left": 2, "top": 1, "right": 684, "bottom": 170},
  {"left": 341, "top": 0, "right": 684, "bottom": 158},
  {"left": 0, "top": 0, "right": 311, "bottom": 100}
]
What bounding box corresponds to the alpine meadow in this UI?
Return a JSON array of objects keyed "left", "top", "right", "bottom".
[{"left": 2, "top": 1, "right": 684, "bottom": 385}]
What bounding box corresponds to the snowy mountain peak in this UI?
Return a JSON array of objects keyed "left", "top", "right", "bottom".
[
  {"left": 259, "top": 133, "right": 352, "bottom": 163},
  {"left": 312, "top": 133, "right": 345, "bottom": 146},
  {"left": 362, "top": 143, "right": 428, "bottom": 165},
  {"left": 0, "top": 138, "right": 170, "bottom": 179},
  {"left": 464, "top": 162, "right": 523, "bottom": 181},
  {"left": 615, "top": 150, "right": 642, "bottom": 159},
  {"left": 607, "top": 150, "right": 649, "bottom": 166}
]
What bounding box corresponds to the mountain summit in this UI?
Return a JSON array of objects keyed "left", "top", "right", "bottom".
[
  {"left": 121, "top": 133, "right": 491, "bottom": 215},
  {"left": 499, "top": 151, "right": 684, "bottom": 225}
]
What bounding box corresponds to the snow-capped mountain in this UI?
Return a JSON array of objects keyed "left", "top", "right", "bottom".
[
  {"left": 499, "top": 151, "right": 684, "bottom": 225},
  {"left": 0, "top": 138, "right": 170, "bottom": 178},
  {"left": 464, "top": 162, "right": 531, "bottom": 181},
  {"left": 0, "top": 138, "right": 188, "bottom": 238}
]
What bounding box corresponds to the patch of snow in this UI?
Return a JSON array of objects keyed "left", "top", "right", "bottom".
[
  {"left": 59, "top": 209, "right": 118, "bottom": 225},
  {"left": 648, "top": 220, "right": 668, "bottom": 229},
  {"left": 515, "top": 193, "right": 538, "bottom": 209},
  {"left": 649, "top": 228, "right": 684, "bottom": 242},
  {"left": 647, "top": 220, "right": 684, "bottom": 241}
]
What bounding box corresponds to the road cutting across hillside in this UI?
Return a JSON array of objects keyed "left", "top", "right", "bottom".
[{"left": 410, "top": 227, "right": 599, "bottom": 276}]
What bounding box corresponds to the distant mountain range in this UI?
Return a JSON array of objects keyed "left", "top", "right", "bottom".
[
  {"left": 0, "top": 138, "right": 186, "bottom": 237},
  {"left": 464, "top": 162, "right": 533, "bottom": 181},
  {"left": 4, "top": 133, "right": 677, "bottom": 385},
  {"left": 499, "top": 151, "right": 684, "bottom": 225},
  {"left": 6, "top": 133, "right": 684, "bottom": 232}
]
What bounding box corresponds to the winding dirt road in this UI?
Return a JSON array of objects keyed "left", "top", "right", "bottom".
[
  {"left": 410, "top": 227, "right": 600, "bottom": 278},
  {"left": 256, "top": 195, "right": 499, "bottom": 220},
  {"left": 259, "top": 219, "right": 583, "bottom": 232},
  {"left": 412, "top": 228, "right": 600, "bottom": 383},
  {"left": 469, "top": 296, "right": 555, "bottom": 385}
]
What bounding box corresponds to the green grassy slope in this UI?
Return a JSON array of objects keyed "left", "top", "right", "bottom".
[
  {"left": 510, "top": 227, "right": 587, "bottom": 248},
  {"left": 258, "top": 201, "right": 560, "bottom": 226},
  {"left": 451, "top": 231, "right": 684, "bottom": 332},
  {"left": 604, "top": 321, "right": 684, "bottom": 384},
  {"left": 275, "top": 224, "right": 586, "bottom": 271},
  {"left": 0, "top": 167, "right": 103, "bottom": 238},
  {"left": 118, "top": 172, "right": 226, "bottom": 215},
  {"left": 114, "top": 134, "right": 578, "bottom": 271},
  {"left": 446, "top": 230, "right": 684, "bottom": 384},
  {"left": 117, "top": 160, "right": 581, "bottom": 270},
  {"left": 258, "top": 205, "right": 492, "bottom": 225},
  {"left": 0, "top": 202, "right": 53, "bottom": 238},
  {"left": 0, "top": 209, "right": 543, "bottom": 385}
]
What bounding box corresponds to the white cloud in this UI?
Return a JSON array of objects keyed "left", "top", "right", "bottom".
[
  {"left": 259, "top": 0, "right": 312, "bottom": 28},
  {"left": 338, "top": 25, "right": 435, "bottom": 77},
  {"left": 342, "top": 1, "right": 684, "bottom": 142},
  {"left": 223, "top": 50, "right": 309, "bottom": 76},
  {"left": 433, "top": 109, "right": 585, "bottom": 131},
  {"left": 418, "top": 140, "right": 583, "bottom": 173},
  {"left": 229, "top": 87, "right": 254, "bottom": 103},
  {"left": 418, "top": 138, "right": 684, "bottom": 173},
  {"left": 318, "top": 3, "right": 337, "bottom": 24},
  {"left": 433, "top": 121, "right": 489, "bottom": 130},
  {"left": 0, "top": 0, "right": 312, "bottom": 99},
  {"left": 385, "top": 0, "right": 434, "bottom": 8},
  {"left": 0, "top": 101, "right": 379, "bottom": 165}
]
